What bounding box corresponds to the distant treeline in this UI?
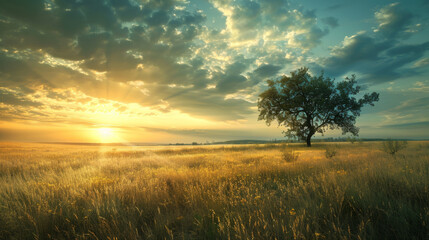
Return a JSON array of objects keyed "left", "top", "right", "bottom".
[
  {"left": 208, "top": 138, "right": 427, "bottom": 145},
  {"left": 40, "top": 138, "right": 427, "bottom": 147}
]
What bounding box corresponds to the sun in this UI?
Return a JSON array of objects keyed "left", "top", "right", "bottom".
[{"left": 97, "top": 128, "right": 115, "bottom": 143}]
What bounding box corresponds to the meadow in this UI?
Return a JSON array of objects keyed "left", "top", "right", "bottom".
[{"left": 0, "top": 142, "right": 428, "bottom": 239}]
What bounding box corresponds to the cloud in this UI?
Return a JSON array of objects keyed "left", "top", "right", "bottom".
[
  {"left": 316, "top": 3, "right": 428, "bottom": 85},
  {"left": 374, "top": 3, "right": 414, "bottom": 39},
  {"left": 382, "top": 121, "right": 429, "bottom": 129},
  {"left": 391, "top": 96, "right": 429, "bottom": 113},
  {"left": 0, "top": 0, "right": 49, "bottom": 28},
  {"left": 210, "top": 0, "right": 328, "bottom": 49},
  {"left": 413, "top": 58, "right": 429, "bottom": 67},
  {"left": 0, "top": 0, "right": 238, "bottom": 121},
  {"left": 386, "top": 42, "right": 429, "bottom": 56},
  {"left": 320, "top": 34, "right": 429, "bottom": 84},
  {"left": 0, "top": 88, "right": 42, "bottom": 107},
  {"left": 321, "top": 17, "right": 339, "bottom": 28},
  {"left": 321, "top": 32, "right": 391, "bottom": 76},
  {"left": 375, "top": 95, "right": 429, "bottom": 129},
  {"left": 253, "top": 64, "right": 282, "bottom": 78},
  {"left": 1, "top": 0, "right": 426, "bottom": 133}
]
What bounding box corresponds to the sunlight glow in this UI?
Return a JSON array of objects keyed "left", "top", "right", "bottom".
[{"left": 97, "top": 128, "right": 115, "bottom": 143}]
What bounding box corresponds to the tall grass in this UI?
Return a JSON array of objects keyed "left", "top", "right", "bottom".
[{"left": 0, "top": 142, "right": 428, "bottom": 239}]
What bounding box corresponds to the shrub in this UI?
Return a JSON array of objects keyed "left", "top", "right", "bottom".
[
  {"left": 382, "top": 140, "right": 408, "bottom": 155},
  {"left": 325, "top": 146, "right": 337, "bottom": 159},
  {"left": 347, "top": 136, "right": 357, "bottom": 144},
  {"left": 417, "top": 143, "right": 429, "bottom": 150},
  {"left": 281, "top": 149, "right": 299, "bottom": 162}
]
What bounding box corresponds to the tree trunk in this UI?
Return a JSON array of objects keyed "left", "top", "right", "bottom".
[
  {"left": 306, "top": 131, "right": 316, "bottom": 147},
  {"left": 306, "top": 134, "right": 313, "bottom": 147}
]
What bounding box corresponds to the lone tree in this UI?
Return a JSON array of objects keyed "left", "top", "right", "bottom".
[{"left": 258, "top": 67, "right": 379, "bottom": 147}]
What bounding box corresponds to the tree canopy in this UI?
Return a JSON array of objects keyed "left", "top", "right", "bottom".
[{"left": 258, "top": 67, "right": 379, "bottom": 147}]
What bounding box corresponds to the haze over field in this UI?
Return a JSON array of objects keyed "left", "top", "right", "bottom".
[{"left": 1, "top": 0, "right": 429, "bottom": 143}]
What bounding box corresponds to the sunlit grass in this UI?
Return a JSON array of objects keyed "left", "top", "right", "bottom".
[{"left": 0, "top": 142, "right": 428, "bottom": 239}]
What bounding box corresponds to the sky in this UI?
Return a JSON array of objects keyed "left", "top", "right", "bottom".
[{"left": 1, "top": 0, "right": 429, "bottom": 143}]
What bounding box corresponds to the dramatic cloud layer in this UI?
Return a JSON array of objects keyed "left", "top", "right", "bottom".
[
  {"left": 317, "top": 2, "right": 429, "bottom": 85},
  {"left": 1, "top": 0, "right": 429, "bottom": 142}
]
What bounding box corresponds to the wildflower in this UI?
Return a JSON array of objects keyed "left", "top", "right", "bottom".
[{"left": 289, "top": 208, "right": 296, "bottom": 215}]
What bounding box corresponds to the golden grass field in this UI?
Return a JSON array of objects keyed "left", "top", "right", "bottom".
[{"left": 0, "top": 142, "right": 428, "bottom": 239}]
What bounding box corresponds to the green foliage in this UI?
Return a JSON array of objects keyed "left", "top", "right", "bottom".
[
  {"left": 258, "top": 67, "right": 379, "bottom": 147},
  {"left": 382, "top": 140, "right": 408, "bottom": 155},
  {"left": 347, "top": 136, "right": 358, "bottom": 144}
]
